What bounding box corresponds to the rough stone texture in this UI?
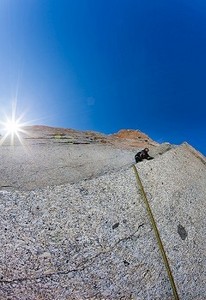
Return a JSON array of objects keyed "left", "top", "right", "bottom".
[
  {"left": 22, "top": 125, "right": 159, "bottom": 148},
  {"left": 0, "top": 143, "right": 135, "bottom": 191},
  {"left": 136, "top": 144, "right": 206, "bottom": 299},
  {"left": 0, "top": 125, "right": 164, "bottom": 191},
  {"left": 0, "top": 127, "right": 205, "bottom": 299},
  {"left": 0, "top": 169, "right": 172, "bottom": 300}
]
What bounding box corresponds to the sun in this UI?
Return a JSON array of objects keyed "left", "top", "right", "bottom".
[
  {"left": 4, "top": 119, "right": 22, "bottom": 135},
  {"left": 0, "top": 104, "right": 28, "bottom": 145},
  {"left": 0, "top": 115, "right": 26, "bottom": 145}
]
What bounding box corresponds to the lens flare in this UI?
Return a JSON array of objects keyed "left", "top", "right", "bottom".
[
  {"left": 4, "top": 119, "right": 22, "bottom": 135},
  {"left": 0, "top": 103, "right": 28, "bottom": 145}
]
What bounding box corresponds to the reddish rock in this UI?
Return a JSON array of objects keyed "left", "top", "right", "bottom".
[
  {"left": 111, "top": 129, "right": 149, "bottom": 140},
  {"left": 22, "top": 125, "right": 158, "bottom": 149}
]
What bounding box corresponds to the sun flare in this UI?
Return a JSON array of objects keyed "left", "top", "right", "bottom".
[
  {"left": 4, "top": 119, "right": 22, "bottom": 135},
  {"left": 0, "top": 116, "right": 26, "bottom": 145},
  {"left": 0, "top": 104, "right": 28, "bottom": 145}
]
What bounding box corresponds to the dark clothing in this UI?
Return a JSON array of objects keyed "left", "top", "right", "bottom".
[{"left": 135, "top": 149, "right": 153, "bottom": 163}]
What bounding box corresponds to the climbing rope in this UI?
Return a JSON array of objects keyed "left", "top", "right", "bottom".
[{"left": 132, "top": 165, "right": 180, "bottom": 300}]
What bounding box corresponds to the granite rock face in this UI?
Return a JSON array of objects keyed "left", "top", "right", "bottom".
[
  {"left": 19, "top": 125, "right": 159, "bottom": 148},
  {"left": 0, "top": 127, "right": 205, "bottom": 299},
  {"left": 0, "top": 126, "right": 161, "bottom": 191},
  {"left": 0, "top": 143, "right": 136, "bottom": 191}
]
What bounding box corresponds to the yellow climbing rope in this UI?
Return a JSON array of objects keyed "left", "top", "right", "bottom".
[{"left": 133, "top": 165, "right": 180, "bottom": 300}]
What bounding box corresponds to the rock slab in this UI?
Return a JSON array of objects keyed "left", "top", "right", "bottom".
[{"left": 0, "top": 131, "right": 205, "bottom": 299}]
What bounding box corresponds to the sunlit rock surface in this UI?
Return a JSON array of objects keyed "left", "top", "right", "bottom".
[
  {"left": 0, "top": 126, "right": 159, "bottom": 191},
  {"left": 0, "top": 126, "right": 205, "bottom": 299}
]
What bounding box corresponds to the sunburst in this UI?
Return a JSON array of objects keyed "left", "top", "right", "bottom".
[{"left": 0, "top": 104, "right": 28, "bottom": 145}]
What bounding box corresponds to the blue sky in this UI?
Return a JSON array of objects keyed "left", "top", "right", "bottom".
[{"left": 0, "top": 0, "right": 205, "bottom": 154}]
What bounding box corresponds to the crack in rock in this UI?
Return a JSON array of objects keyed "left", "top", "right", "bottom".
[{"left": 0, "top": 227, "right": 142, "bottom": 285}]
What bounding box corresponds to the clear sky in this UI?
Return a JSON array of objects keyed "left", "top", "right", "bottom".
[{"left": 0, "top": 0, "right": 205, "bottom": 154}]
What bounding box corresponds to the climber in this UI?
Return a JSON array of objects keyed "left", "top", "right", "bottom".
[{"left": 135, "top": 148, "right": 153, "bottom": 163}]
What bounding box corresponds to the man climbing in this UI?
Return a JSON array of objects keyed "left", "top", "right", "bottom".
[{"left": 135, "top": 148, "right": 153, "bottom": 163}]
